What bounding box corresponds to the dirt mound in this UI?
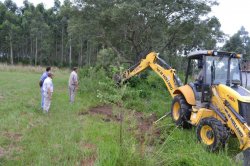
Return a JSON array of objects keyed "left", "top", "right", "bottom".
[
  {"left": 89, "top": 105, "right": 113, "bottom": 116},
  {"left": 135, "top": 112, "right": 157, "bottom": 131},
  {"left": 79, "top": 105, "right": 121, "bottom": 122},
  {"left": 86, "top": 105, "right": 163, "bottom": 143},
  {"left": 81, "top": 105, "right": 164, "bottom": 146},
  {"left": 132, "top": 112, "right": 163, "bottom": 145}
]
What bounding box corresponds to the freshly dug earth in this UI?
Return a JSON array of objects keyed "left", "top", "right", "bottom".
[
  {"left": 132, "top": 111, "right": 164, "bottom": 146},
  {"left": 89, "top": 105, "right": 113, "bottom": 116},
  {"left": 81, "top": 105, "right": 121, "bottom": 121},
  {"left": 82, "top": 105, "right": 163, "bottom": 145}
]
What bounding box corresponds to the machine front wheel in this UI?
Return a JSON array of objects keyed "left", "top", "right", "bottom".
[{"left": 196, "top": 117, "right": 228, "bottom": 151}]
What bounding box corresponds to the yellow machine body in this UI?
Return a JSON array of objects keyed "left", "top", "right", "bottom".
[{"left": 119, "top": 50, "right": 250, "bottom": 153}]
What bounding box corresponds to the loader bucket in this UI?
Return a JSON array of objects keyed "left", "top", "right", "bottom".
[
  {"left": 113, "top": 74, "right": 122, "bottom": 85},
  {"left": 243, "top": 148, "right": 250, "bottom": 166}
]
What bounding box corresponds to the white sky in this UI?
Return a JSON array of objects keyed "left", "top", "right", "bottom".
[
  {"left": 211, "top": 0, "right": 250, "bottom": 36},
  {"left": 11, "top": 0, "right": 56, "bottom": 9},
  {"left": 1, "top": 0, "right": 250, "bottom": 37}
]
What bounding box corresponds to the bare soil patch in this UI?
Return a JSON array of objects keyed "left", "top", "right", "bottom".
[
  {"left": 135, "top": 112, "right": 157, "bottom": 131},
  {"left": 132, "top": 112, "right": 164, "bottom": 145},
  {"left": 89, "top": 105, "right": 113, "bottom": 116},
  {"left": 3, "top": 132, "right": 22, "bottom": 142},
  {"left": 82, "top": 105, "right": 164, "bottom": 144},
  {"left": 78, "top": 111, "right": 88, "bottom": 116},
  {"left": 81, "top": 155, "right": 96, "bottom": 166},
  {"left": 80, "top": 104, "right": 165, "bottom": 151},
  {"left": 79, "top": 105, "right": 121, "bottom": 122},
  {"left": 79, "top": 142, "right": 97, "bottom": 166}
]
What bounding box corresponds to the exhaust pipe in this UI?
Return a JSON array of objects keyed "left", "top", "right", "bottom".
[{"left": 243, "top": 148, "right": 250, "bottom": 166}]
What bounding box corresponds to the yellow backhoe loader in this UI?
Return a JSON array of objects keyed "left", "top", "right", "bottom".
[{"left": 116, "top": 50, "right": 250, "bottom": 165}]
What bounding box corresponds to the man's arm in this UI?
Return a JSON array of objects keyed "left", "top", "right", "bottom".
[
  {"left": 48, "top": 82, "right": 53, "bottom": 100},
  {"left": 39, "top": 73, "right": 47, "bottom": 87},
  {"left": 73, "top": 74, "right": 78, "bottom": 87},
  {"left": 75, "top": 74, "right": 79, "bottom": 89},
  {"left": 48, "top": 88, "right": 52, "bottom": 100}
]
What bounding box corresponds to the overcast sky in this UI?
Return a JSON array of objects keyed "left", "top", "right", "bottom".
[
  {"left": 11, "top": 0, "right": 55, "bottom": 9},
  {"left": 211, "top": 0, "right": 250, "bottom": 36},
  {"left": 1, "top": 0, "right": 250, "bottom": 37}
]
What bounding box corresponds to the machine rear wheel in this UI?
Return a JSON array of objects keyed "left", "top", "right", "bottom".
[
  {"left": 171, "top": 95, "right": 191, "bottom": 128},
  {"left": 196, "top": 117, "right": 228, "bottom": 151}
]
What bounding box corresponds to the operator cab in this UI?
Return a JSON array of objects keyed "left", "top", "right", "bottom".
[{"left": 185, "top": 50, "right": 242, "bottom": 105}]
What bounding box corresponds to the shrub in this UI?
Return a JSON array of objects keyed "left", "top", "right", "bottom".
[{"left": 78, "top": 66, "right": 172, "bottom": 116}]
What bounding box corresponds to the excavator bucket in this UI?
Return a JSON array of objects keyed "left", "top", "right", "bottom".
[
  {"left": 113, "top": 73, "right": 122, "bottom": 85},
  {"left": 243, "top": 148, "right": 250, "bottom": 166},
  {"left": 113, "top": 50, "right": 153, "bottom": 85}
]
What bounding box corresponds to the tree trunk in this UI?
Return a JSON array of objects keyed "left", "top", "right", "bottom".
[
  {"left": 9, "top": 33, "right": 13, "bottom": 65},
  {"left": 55, "top": 40, "right": 57, "bottom": 63},
  {"left": 35, "top": 36, "right": 38, "bottom": 66},
  {"left": 61, "top": 28, "right": 64, "bottom": 66},
  {"left": 30, "top": 37, "right": 33, "bottom": 65},
  {"left": 88, "top": 40, "right": 91, "bottom": 66},
  {"left": 80, "top": 39, "right": 83, "bottom": 66},
  {"left": 69, "top": 36, "right": 72, "bottom": 68}
]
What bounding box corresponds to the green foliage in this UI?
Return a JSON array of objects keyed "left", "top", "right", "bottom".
[
  {"left": 79, "top": 66, "right": 122, "bottom": 104},
  {"left": 96, "top": 48, "right": 118, "bottom": 68},
  {"left": 79, "top": 67, "right": 172, "bottom": 116},
  {"left": 223, "top": 26, "right": 250, "bottom": 59},
  {"left": 0, "top": 0, "right": 225, "bottom": 70}
]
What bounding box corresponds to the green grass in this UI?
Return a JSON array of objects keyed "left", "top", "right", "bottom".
[{"left": 0, "top": 67, "right": 242, "bottom": 165}]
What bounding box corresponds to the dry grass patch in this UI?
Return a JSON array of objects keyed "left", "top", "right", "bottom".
[{"left": 0, "top": 63, "right": 69, "bottom": 74}]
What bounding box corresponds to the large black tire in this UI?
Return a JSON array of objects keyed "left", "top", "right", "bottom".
[
  {"left": 171, "top": 95, "right": 191, "bottom": 128},
  {"left": 243, "top": 148, "right": 250, "bottom": 166},
  {"left": 196, "top": 117, "right": 229, "bottom": 152}
]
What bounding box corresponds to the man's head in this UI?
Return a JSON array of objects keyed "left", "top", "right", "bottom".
[
  {"left": 73, "top": 67, "right": 78, "bottom": 72},
  {"left": 48, "top": 72, "right": 53, "bottom": 79},
  {"left": 46, "top": 67, "right": 51, "bottom": 72},
  {"left": 198, "top": 59, "right": 203, "bottom": 69}
]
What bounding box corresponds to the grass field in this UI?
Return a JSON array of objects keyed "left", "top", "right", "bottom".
[{"left": 0, "top": 66, "right": 242, "bottom": 165}]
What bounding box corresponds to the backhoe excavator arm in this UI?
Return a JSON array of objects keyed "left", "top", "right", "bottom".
[{"left": 117, "top": 51, "right": 182, "bottom": 98}]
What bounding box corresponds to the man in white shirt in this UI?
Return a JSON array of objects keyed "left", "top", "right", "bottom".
[
  {"left": 68, "top": 67, "right": 78, "bottom": 103},
  {"left": 39, "top": 66, "right": 51, "bottom": 109},
  {"left": 43, "top": 73, "right": 54, "bottom": 113}
]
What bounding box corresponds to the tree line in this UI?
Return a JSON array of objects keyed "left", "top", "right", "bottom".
[{"left": 0, "top": 0, "right": 250, "bottom": 70}]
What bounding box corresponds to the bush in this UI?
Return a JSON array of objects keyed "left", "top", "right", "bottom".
[{"left": 78, "top": 66, "right": 172, "bottom": 116}]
